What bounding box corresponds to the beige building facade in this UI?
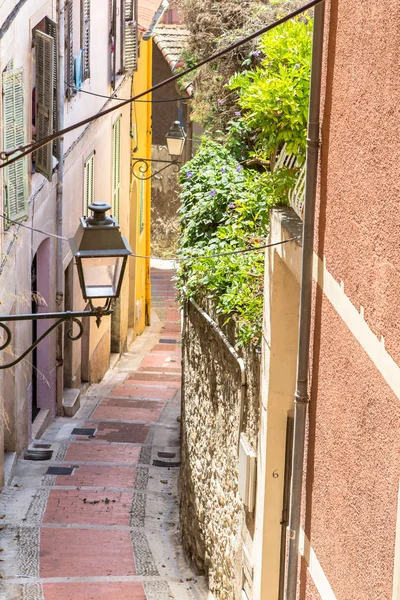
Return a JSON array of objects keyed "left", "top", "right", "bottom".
[{"left": 0, "top": 0, "right": 145, "bottom": 484}]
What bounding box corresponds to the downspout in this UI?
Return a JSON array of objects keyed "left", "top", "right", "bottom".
[
  {"left": 183, "top": 290, "right": 246, "bottom": 449},
  {"left": 145, "top": 40, "right": 152, "bottom": 326},
  {"left": 285, "top": 3, "right": 325, "bottom": 599},
  {"left": 56, "top": 0, "right": 65, "bottom": 415}
]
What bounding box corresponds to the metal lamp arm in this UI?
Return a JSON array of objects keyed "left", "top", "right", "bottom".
[{"left": 0, "top": 308, "right": 112, "bottom": 370}]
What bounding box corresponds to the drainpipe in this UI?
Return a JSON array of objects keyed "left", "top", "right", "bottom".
[
  {"left": 183, "top": 290, "right": 246, "bottom": 449},
  {"left": 285, "top": 3, "right": 325, "bottom": 599},
  {"left": 145, "top": 40, "right": 152, "bottom": 326},
  {"left": 56, "top": 0, "right": 65, "bottom": 415}
]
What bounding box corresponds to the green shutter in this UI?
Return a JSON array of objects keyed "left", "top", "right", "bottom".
[
  {"left": 45, "top": 17, "right": 59, "bottom": 159},
  {"left": 123, "top": 0, "right": 138, "bottom": 71},
  {"left": 81, "top": 0, "right": 90, "bottom": 80},
  {"left": 112, "top": 116, "right": 121, "bottom": 222},
  {"left": 83, "top": 152, "right": 95, "bottom": 216},
  {"left": 35, "top": 30, "right": 54, "bottom": 181},
  {"left": 2, "top": 68, "right": 27, "bottom": 222}
]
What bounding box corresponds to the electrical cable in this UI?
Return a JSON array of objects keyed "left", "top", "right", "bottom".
[
  {"left": 132, "top": 237, "right": 299, "bottom": 261},
  {"left": 0, "top": 0, "right": 322, "bottom": 169},
  {"left": 65, "top": 82, "right": 190, "bottom": 103},
  {"left": 0, "top": 214, "right": 68, "bottom": 241},
  {"left": 0, "top": 209, "right": 299, "bottom": 258}
]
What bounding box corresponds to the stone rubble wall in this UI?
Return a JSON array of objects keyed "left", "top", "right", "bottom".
[{"left": 180, "top": 299, "right": 260, "bottom": 600}]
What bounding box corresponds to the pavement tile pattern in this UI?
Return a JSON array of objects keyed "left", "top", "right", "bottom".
[{"left": 0, "top": 266, "right": 209, "bottom": 600}]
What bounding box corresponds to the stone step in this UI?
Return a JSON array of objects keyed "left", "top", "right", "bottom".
[{"left": 62, "top": 388, "right": 81, "bottom": 417}]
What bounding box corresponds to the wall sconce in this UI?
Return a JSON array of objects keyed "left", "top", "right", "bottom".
[
  {"left": 132, "top": 120, "right": 187, "bottom": 181},
  {"left": 0, "top": 203, "right": 132, "bottom": 369}
]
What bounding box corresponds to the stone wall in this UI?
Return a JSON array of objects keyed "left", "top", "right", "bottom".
[{"left": 180, "top": 299, "right": 260, "bottom": 600}]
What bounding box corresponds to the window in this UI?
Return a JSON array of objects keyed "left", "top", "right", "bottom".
[
  {"left": 112, "top": 116, "right": 121, "bottom": 222},
  {"left": 65, "top": 0, "right": 75, "bottom": 98},
  {"left": 83, "top": 152, "right": 95, "bottom": 216},
  {"left": 123, "top": 0, "right": 138, "bottom": 72},
  {"left": 81, "top": 0, "right": 90, "bottom": 81},
  {"left": 34, "top": 28, "right": 55, "bottom": 180},
  {"left": 2, "top": 66, "right": 28, "bottom": 222},
  {"left": 110, "top": 0, "right": 138, "bottom": 88}
]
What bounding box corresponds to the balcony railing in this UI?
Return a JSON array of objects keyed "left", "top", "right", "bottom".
[{"left": 273, "top": 145, "right": 305, "bottom": 220}]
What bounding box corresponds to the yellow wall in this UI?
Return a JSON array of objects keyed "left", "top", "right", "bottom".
[{"left": 129, "top": 38, "right": 153, "bottom": 337}]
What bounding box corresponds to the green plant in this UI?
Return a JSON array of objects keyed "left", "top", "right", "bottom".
[
  {"left": 229, "top": 17, "right": 313, "bottom": 161},
  {"left": 177, "top": 139, "right": 297, "bottom": 346}
]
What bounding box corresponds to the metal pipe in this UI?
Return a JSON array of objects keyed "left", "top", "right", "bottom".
[
  {"left": 184, "top": 290, "right": 246, "bottom": 449},
  {"left": 56, "top": 1, "right": 65, "bottom": 393},
  {"left": 56, "top": 0, "right": 65, "bottom": 415},
  {"left": 285, "top": 3, "right": 325, "bottom": 599}
]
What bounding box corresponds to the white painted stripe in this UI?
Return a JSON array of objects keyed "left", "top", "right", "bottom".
[
  {"left": 392, "top": 481, "right": 400, "bottom": 600},
  {"left": 313, "top": 254, "right": 400, "bottom": 402},
  {"left": 299, "top": 528, "right": 337, "bottom": 600}
]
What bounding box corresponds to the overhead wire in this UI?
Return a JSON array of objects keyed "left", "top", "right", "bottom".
[
  {"left": 65, "top": 82, "right": 190, "bottom": 103},
  {"left": 0, "top": 209, "right": 299, "bottom": 258},
  {"left": 0, "top": 0, "right": 323, "bottom": 169}
]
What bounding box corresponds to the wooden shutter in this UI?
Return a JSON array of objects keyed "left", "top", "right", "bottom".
[
  {"left": 123, "top": 0, "right": 138, "bottom": 71},
  {"left": 110, "top": 0, "right": 117, "bottom": 89},
  {"left": 2, "top": 68, "right": 28, "bottom": 221},
  {"left": 65, "top": 0, "right": 75, "bottom": 97},
  {"left": 45, "top": 17, "right": 59, "bottom": 158},
  {"left": 35, "top": 30, "right": 54, "bottom": 180},
  {"left": 112, "top": 117, "right": 121, "bottom": 222},
  {"left": 81, "top": 0, "right": 90, "bottom": 80},
  {"left": 83, "top": 152, "right": 95, "bottom": 216}
]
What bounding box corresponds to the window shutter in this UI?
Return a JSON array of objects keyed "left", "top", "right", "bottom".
[
  {"left": 2, "top": 68, "right": 28, "bottom": 222},
  {"left": 110, "top": 0, "right": 117, "bottom": 89},
  {"left": 81, "top": 0, "right": 90, "bottom": 80},
  {"left": 112, "top": 117, "right": 121, "bottom": 222},
  {"left": 83, "top": 152, "right": 95, "bottom": 216},
  {"left": 45, "top": 17, "right": 59, "bottom": 159},
  {"left": 123, "top": 0, "right": 138, "bottom": 71},
  {"left": 35, "top": 30, "right": 54, "bottom": 181},
  {"left": 65, "top": 0, "right": 75, "bottom": 97}
]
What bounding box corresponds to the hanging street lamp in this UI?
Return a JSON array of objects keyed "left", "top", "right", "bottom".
[
  {"left": 0, "top": 203, "right": 132, "bottom": 369},
  {"left": 131, "top": 120, "right": 187, "bottom": 181}
]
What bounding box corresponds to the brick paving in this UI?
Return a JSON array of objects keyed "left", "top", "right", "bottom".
[{"left": 0, "top": 265, "right": 210, "bottom": 600}]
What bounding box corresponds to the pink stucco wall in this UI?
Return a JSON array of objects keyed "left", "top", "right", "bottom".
[
  {"left": 307, "top": 294, "right": 399, "bottom": 598},
  {"left": 306, "top": 1, "right": 400, "bottom": 596},
  {"left": 316, "top": 0, "right": 400, "bottom": 365}
]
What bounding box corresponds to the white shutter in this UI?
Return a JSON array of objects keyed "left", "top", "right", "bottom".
[
  {"left": 123, "top": 0, "right": 138, "bottom": 71},
  {"left": 83, "top": 152, "right": 95, "bottom": 216},
  {"left": 2, "top": 68, "right": 27, "bottom": 221},
  {"left": 81, "top": 0, "right": 90, "bottom": 80},
  {"left": 112, "top": 117, "right": 121, "bottom": 222},
  {"left": 35, "top": 30, "right": 54, "bottom": 180}
]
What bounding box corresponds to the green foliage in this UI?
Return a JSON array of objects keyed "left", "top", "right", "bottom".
[
  {"left": 177, "top": 139, "right": 298, "bottom": 346},
  {"left": 176, "top": 0, "right": 307, "bottom": 132},
  {"left": 229, "top": 17, "right": 313, "bottom": 159}
]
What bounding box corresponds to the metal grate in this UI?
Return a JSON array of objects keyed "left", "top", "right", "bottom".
[
  {"left": 72, "top": 428, "right": 96, "bottom": 437},
  {"left": 45, "top": 466, "right": 74, "bottom": 475},
  {"left": 153, "top": 460, "right": 181, "bottom": 468}
]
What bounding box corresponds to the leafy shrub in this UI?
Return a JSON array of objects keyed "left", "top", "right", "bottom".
[
  {"left": 177, "top": 139, "right": 297, "bottom": 346},
  {"left": 229, "top": 17, "right": 313, "bottom": 160}
]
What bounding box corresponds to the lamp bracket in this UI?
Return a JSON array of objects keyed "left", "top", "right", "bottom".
[
  {"left": 0, "top": 308, "right": 112, "bottom": 370},
  {"left": 131, "top": 157, "right": 181, "bottom": 181}
]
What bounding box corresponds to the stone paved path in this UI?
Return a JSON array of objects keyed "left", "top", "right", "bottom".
[{"left": 0, "top": 265, "right": 210, "bottom": 600}]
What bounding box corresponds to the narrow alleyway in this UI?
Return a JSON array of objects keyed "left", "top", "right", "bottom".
[{"left": 0, "top": 265, "right": 210, "bottom": 600}]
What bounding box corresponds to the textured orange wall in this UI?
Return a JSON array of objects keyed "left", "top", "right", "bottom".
[
  {"left": 306, "top": 292, "right": 400, "bottom": 598},
  {"left": 316, "top": 0, "right": 400, "bottom": 365}
]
